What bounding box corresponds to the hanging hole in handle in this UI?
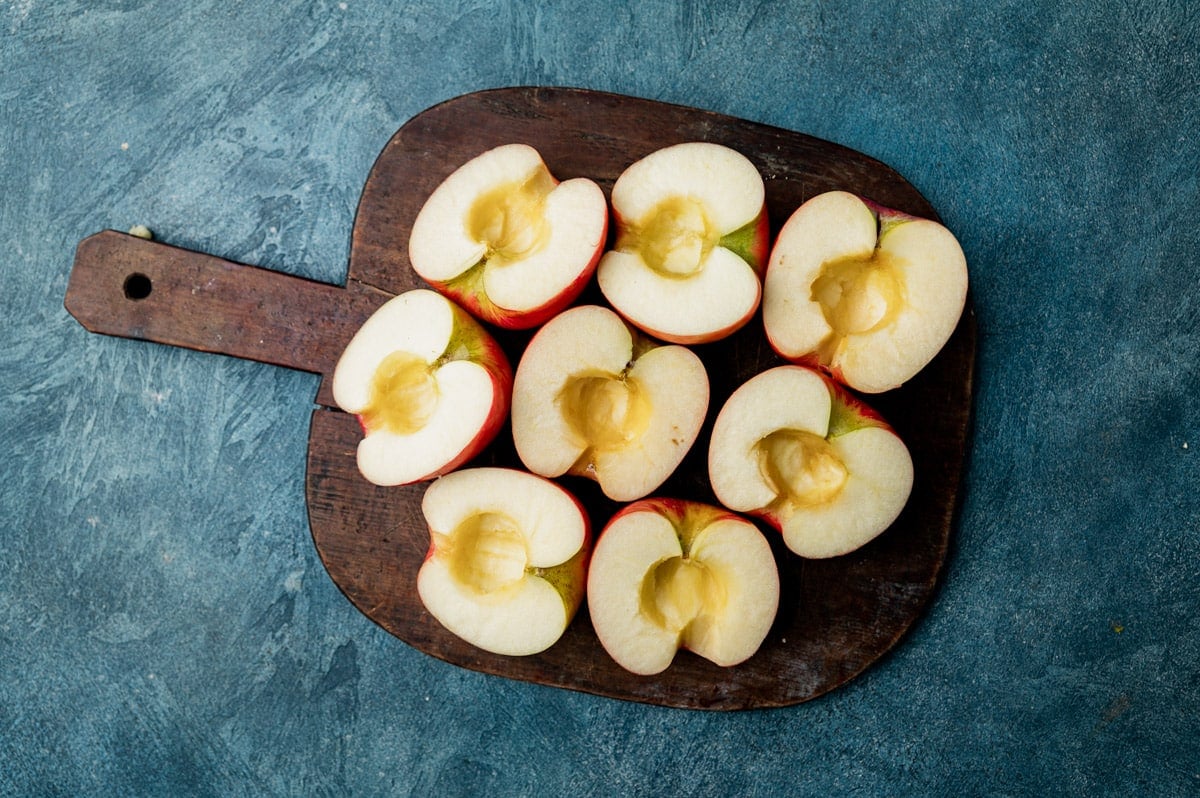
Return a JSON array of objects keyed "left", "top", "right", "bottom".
[{"left": 123, "top": 272, "right": 152, "bottom": 300}]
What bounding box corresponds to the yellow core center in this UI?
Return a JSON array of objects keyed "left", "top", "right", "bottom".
[
  {"left": 757, "top": 429, "right": 849, "bottom": 508},
  {"left": 465, "top": 170, "right": 555, "bottom": 262},
  {"left": 811, "top": 250, "right": 905, "bottom": 339},
  {"left": 362, "top": 351, "right": 438, "bottom": 435},
  {"left": 445, "top": 511, "right": 528, "bottom": 595},
  {"left": 558, "top": 373, "right": 652, "bottom": 452},
  {"left": 622, "top": 196, "right": 717, "bottom": 278},
  {"left": 641, "top": 557, "right": 725, "bottom": 633}
]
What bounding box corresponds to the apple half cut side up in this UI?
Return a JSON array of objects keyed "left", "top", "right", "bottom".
[
  {"left": 597, "top": 142, "right": 768, "bottom": 344},
  {"left": 587, "top": 499, "right": 780, "bottom": 675},
  {"left": 417, "top": 467, "right": 591, "bottom": 656},
  {"left": 510, "top": 305, "right": 709, "bottom": 503},
  {"left": 762, "top": 190, "right": 968, "bottom": 393},
  {"left": 331, "top": 289, "right": 512, "bottom": 487},
  {"left": 408, "top": 143, "right": 608, "bottom": 330},
  {"left": 708, "top": 365, "right": 914, "bottom": 559}
]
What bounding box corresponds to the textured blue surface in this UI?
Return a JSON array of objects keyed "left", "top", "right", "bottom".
[{"left": 2, "top": 1, "right": 1198, "bottom": 795}]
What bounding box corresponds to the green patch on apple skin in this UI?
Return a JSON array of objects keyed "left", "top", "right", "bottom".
[
  {"left": 826, "top": 398, "right": 866, "bottom": 438},
  {"left": 877, "top": 213, "right": 910, "bottom": 241},
  {"left": 530, "top": 546, "right": 588, "bottom": 613},
  {"left": 439, "top": 258, "right": 504, "bottom": 321},
  {"left": 628, "top": 327, "right": 659, "bottom": 362},
  {"left": 860, "top": 195, "right": 918, "bottom": 240},
  {"left": 442, "top": 256, "right": 487, "bottom": 295},
  {"left": 825, "top": 380, "right": 890, "bottom": 438},
  {"left": 437, "top": 301, "right": 501, "bottom": 368},
  {"left": 717, "top": 211, "right": 768, "bottom": 272}
]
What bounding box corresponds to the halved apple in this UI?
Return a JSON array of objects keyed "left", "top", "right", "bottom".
[
  {"left": 708, "top": 365, "right": 913, "bottom": 558},
  {"left": 331, "top": 289, "right": 512, "bottom": 487},
  {"left": 596, "top": 142, "right": 768, "bottom": 344},
  {"left": 586, "top": 498, "right": 779, "bottom": 675},
  {"left": 417, "top": 467, "right": 590, "bottom": 656},
  {"left": 762, "top": 190, "right": 968, "bottom": 393},
  {"left": 511, "top": 305, "right": 709, "bottom": 503},
  {"left": 408, "top": 143, "right": 608, "bottom": 329}
]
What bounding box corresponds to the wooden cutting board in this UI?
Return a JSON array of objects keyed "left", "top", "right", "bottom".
[{"left": 65, "top": 86, "right": 975, "bottom": 710}]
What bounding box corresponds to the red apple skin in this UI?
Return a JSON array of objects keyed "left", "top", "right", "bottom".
[
  {"left": 739, "top": 368, "right": 900, "bottom": 535},
  {"left": 423, "top": 175, "right": 609, "bottom": 331},
  {"left": 353, "top": 300, "right": 514, "bottom": 482},
  {"left": 591, "top": 497, "right": 775, "bottom": 670},
  {"left": 416, "top": 373, "right": 510, "bottom": 481},
  {"left": 606, "top": 496, "right": 747, "bottom": 533},
  {"left": 417, "top": 468, "right": 594, "bottom": 655},
  {"left": 420, "top": 468, "right": 594, "bottom": 577},
  {"left": 765, "top": 193, "right": 961, "bottom": 391},
  {"left": 746, "top": 507, "right": 782, "bottom": 534},
  {"left": 600, "top": 212, "right": 762, "bottom": 346},
  {"left": 427, "top": 321, "right": 513, "bottom": 479},
  {"left": 542, "top": 487, "right": 594, "bottom": 609},
  {"left": 603, "top": 204, "right": 768, "bottom": 345},
  {"left": 859, "top": 196, "right": 919, "bottom": 225},
  {"left": 426, "top": 216, "right": 606, "bottom": 331}
]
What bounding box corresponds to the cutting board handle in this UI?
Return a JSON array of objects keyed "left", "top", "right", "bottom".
[{"left": 65, "top": 230, "right": 384, "bottom": 379}]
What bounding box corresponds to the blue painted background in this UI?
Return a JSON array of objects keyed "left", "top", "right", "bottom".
[{"left": 2, "top": 1, "right": 1197, "bottom": 795}]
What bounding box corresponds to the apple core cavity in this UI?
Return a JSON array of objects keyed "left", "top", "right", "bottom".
[
  {"left": 362, "top": 351, "right": 439, "bottom": 435},
  {"left": 811, "top": 249, "right": 907, "bottom": 355},
  {"left": 558, "top": 372, "right": 652, "bottom": 452},
  {"left": 756, "top": 429, "right": 849, "bottom": 509},
  {"left": 620, "top": 196, "right": 717, "bottom": 279},
  {"left": 442, "top": 511, "right": 529, "bottom": 595},
  {"left": 465, "top": 170, "right": 554, "bottom": 264},
  {"left": 641, "top": 556, "right": 726, "bottom": 634}
]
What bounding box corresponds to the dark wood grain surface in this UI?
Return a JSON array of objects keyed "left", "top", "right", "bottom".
[{"left": 66, "top": 87, "right": 975, "bottom": 710}]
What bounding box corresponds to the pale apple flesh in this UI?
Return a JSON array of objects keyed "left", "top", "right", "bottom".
[
  {"left": 597, "top": 142, "right": 768, "bottom": 344},
  {"left": 763, "top": 190, "right": 968, "bottom": 393},
  {"left": 511, "top": 305, "right": 709, "bottom": 503},
  {"left": 408, "top": 143, "right": 608, "bottom": 329},
  {"left": 708, "top": 365, "right": 914, "bottom": 558},
  {"left": 331, "top": 289, "right": 512, "bottom": 487},
  {"left": 586, "top": 498, "right": 780, "bottom": 675},
  {"left": 416, "top": 467, "right": 591, "bottom": 657}
]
